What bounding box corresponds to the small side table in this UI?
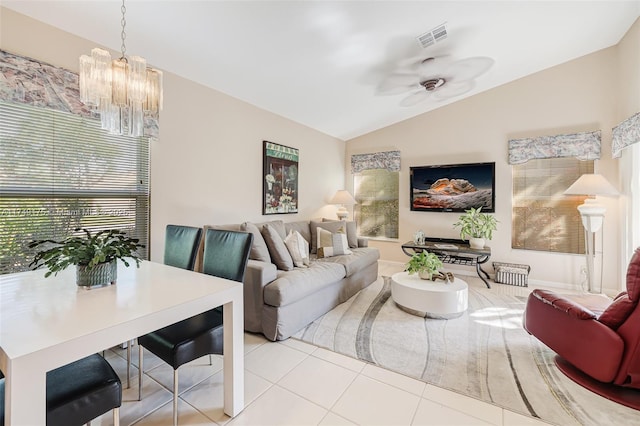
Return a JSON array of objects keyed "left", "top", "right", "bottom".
[{"left": 391, "top": 271, "right": 469, "bottom": 319}]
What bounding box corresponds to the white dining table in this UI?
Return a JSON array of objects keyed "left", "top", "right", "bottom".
[{"left": 0, "top": 260, "right": 244, "bottom": 425}]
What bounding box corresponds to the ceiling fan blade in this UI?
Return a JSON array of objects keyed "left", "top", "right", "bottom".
[
  {"left": 377, "top": 73, "right": 420, "bottom": 95},
  {"left": 399, "top": 90, "right": 430, "bottom": 107},
  {"left": 444, "top": 57, "right": 494, "bottom": 82},
  {"left": 433, "top": 80, "right": 475, "bottom": 101}
]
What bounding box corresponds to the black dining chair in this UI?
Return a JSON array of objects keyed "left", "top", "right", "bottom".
[
  {"left": 126, "top": 224, "right": 203, "bottom": 387},
  {"left": 0, "top": 353, "right": 122, "bottom": 426},
  {"left": 137, "top": 228, "right": 252, "bottom": 425}
]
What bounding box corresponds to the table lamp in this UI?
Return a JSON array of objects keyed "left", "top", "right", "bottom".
[
  {"left": 330, "top": 190, "right": 356, "bottom": 220},
  {"left": 564, "top": 173, "right": 619, "bottom": 292}
]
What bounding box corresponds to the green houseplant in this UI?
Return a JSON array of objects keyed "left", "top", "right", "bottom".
[
  {"left": 406, "top": 251, "right": 444, "bottom": 280},
  {"left": 29, "top": 228, "right": 144, "bottom": 288},
  {"left": 453, "top": 207, "right": 498, "bottom": 249}
]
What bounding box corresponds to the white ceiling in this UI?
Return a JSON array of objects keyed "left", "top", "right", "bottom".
[{"left": 3, "top": 1, "right": 639, "bottom": 140}]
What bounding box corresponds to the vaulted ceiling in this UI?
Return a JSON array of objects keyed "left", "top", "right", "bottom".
[{"left": 3, "top": 1, "right": 639, "bottom": 140}]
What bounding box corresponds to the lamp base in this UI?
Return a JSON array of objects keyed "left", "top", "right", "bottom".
[{"left": 336, "top": 207, "right": 349, "bottom": 220}]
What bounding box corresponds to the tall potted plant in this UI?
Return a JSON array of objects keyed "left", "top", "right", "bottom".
[
  {"left": 453, "top": 207, "right": 498, "bottom": 249},
  {"left": 29, "top": 228, "right": 144, "bottom": 288}
]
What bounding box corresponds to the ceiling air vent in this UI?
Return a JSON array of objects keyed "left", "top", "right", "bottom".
[{"left": 416, "top": 23, "right": 448, "bottom": 48}]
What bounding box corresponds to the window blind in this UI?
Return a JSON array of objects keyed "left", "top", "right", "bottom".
[
  {"left": 354, "top": 169, "right": 399, "bottom": 239},
  {"left": 512, "top": 157, "right": 593, "bottom": 254},
  {"left": 0, "top": 101, "right": 149, "bottom": 274}
]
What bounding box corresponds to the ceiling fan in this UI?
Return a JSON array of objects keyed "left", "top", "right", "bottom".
[{"left": 376, "top": 56, "right": 494, "bottom": 107}]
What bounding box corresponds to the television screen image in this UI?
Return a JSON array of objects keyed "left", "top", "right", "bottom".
[{"left": 410, "top": 162, "right": 495, "bottom": 212}]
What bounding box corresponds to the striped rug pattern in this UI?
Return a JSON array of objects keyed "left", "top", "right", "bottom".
[{"left": 294, "top": 276, "right": 638, "bottom": 426}]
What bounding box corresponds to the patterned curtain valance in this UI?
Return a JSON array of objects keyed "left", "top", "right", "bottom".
[
  {"left": 612, "top": 112, "right": 640, "bottom": 158},
  {"left": 351, "top": 150, "right": 400, "bottom": 174},
  {"left": 508, "top": 130, "right": 601, "bottom": 165},
  {"left": 0, "top": 49, "right": 159, "bottom": 139}
]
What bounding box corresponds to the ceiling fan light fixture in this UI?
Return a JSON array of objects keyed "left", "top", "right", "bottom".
[{"left": 420, "top": 78, "right": 445, "bottom": 91}]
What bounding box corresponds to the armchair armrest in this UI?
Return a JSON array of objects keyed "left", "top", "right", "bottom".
[{"left": 531, "top": 289, "right": 597, "bottom": 320}]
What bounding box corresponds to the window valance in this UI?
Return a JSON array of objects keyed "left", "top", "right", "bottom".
[
  {"left": 351, "top": 150, "right": 401, "bottom": 174},
  {"left": 508, "top": 130, "right": 601, "bottom": 165},
  {"left": 612, "top": 112, "right": 640, "bottom": 158},
  {"left": 0, "top": 49, "right": 159, "bottom": 139}
]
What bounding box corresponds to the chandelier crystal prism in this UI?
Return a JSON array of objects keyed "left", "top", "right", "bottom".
[{"left": 79, "top": 0, "right": 162, "bottom": 137}]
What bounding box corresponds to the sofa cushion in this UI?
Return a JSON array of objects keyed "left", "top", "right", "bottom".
[
  {"left": 315, "top": 247, "right": 379, "bottom": 277},
  {"left": 284, "top": 221, "right": 312, "bottom": 246},
  {"left": 261, "top": 224, "right": 294, "bottom": 271},
  {"left": 263, "top": 261, "right": 346, "bottom": 307},
  {"left": 317, "top": 228, "right": 352, "bottom": 258},
  {"left": 241, "top": 222, "right": 271, "bottom": 262},
  {"left": 255, "top": 220, "right": 287, "bottom": 240},
  {"left": 284, "top": 230, "right": 310, "bottom": 267},
  {"left": 206, "top": 223, "right": 242, "bottom": 231},
  {"left": 310, "top": 220, "right": 346, "bottom": 254},
  {"left": 322, "top": 218, "right": 357, "bottom": 248}
]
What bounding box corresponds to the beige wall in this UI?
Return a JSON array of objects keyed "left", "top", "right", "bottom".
[
  {"left": 1, "top": 8, "right": 346, "bottom": 262},
  {"left": 346, "top": 41, "right": 628, "bottom": 291},
  {"left": 615, "top": 17, "right": 640, "bottom": 271},
  {"left": 616, "top": 17, "right": 640, "bottom": 120}
]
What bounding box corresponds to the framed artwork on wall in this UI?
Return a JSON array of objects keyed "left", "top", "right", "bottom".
[{"left": 263, "top": 141, "right": 298, "bottom": 215}]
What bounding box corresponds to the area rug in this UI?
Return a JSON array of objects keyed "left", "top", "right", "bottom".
[{"left": 293, "top": 276, "right": 639, "bottom": 426}]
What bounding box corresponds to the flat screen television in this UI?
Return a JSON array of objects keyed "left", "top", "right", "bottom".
[{"left": 410, "top": 162, "right": 495, "bottom": 212}]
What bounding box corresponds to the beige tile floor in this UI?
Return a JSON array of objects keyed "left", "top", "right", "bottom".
[{"left": 94, "top": 262, "right": 552, "bottom": 426}]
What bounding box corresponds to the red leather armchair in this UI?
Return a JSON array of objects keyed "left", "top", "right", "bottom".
[{"left": 523, "top": 248, "right": 640, "bottom": 409}]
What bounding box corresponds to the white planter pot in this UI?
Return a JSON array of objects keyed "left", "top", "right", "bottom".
[
  {"left": 418, "top": 270, "right": 433, "bottom": 280},
  {"left": 469, "top": 237, "right": 485, "bottom": 249}
]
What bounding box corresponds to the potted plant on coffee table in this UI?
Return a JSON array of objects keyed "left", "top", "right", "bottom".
[
  {"left": 406, "top": 251, "right": 444, "bottom": 280},
  {"left": 453, "top": 206, "right": 498, "bottom": 249},
  {"left": 29, "top": 228, "right": 144, "bottom": 289}
]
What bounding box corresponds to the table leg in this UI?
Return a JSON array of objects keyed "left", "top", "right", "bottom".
[
  {"left": 5, "top": 359, "right": 46, "bottom": 425},
  {"left": 222, "top": 289, "right": 244, "bottom": 417},
  {"left": 476, "top": 263, "right": 491, "bottom": 288}
]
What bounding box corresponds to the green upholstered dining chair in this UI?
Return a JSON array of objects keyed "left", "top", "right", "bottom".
[
  {"left": 136, "top": 228, "right": 253, "bottom": 425},
  {"left": 126, "top": 224, "right": 203, "bottom": 387},
  {"left": 164, "top": 224, "right": 204, "bottom": 270},
  {"left": 0, "top": 354, "right": 122, "bottom": 426}
]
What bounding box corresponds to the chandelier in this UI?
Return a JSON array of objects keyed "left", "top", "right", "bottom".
[{"left": 79, "top": 0, "right": 162, "bottom": 137}]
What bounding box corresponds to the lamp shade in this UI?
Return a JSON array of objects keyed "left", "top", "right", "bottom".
[
  {"left": 329, "top": 190, "right": 356, "bottom": 205},
  {"left": 564, "top": 174, "right": 619, "bottom": 196}
]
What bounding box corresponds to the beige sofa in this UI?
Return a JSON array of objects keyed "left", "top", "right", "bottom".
[{"left": 205, "top": 219, "right": 379, "bottom": 341}]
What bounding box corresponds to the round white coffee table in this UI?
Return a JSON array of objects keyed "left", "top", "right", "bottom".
[{"left": 391, "top": 271, "right": 468, "bottom": 319}]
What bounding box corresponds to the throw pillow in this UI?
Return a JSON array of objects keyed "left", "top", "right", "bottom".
[
  {"left": 261, "top": 223, "right": 294, "bottom": 271},
  {"left": 284, "top": 230, "right": 310, "bottom": 267},
  {"left": 254, "top": 220, "right": 287, "bottom": 240},
  {"left": 322, "top": 218, "right": 357, "bottom": 248},
  {"left": 310, "top": 220, "right": 346, "bottom": 254},
  {"left": 316, "top": 227, "right": 352, "bottom": 258},
  {"left": 240, "top": 222, "right": 271, "bottom": 262}
]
